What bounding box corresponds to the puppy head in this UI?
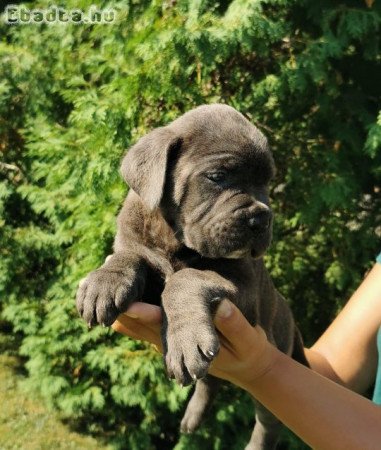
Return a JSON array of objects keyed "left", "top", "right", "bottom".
[{"left": 122, "top": 104, "right": 275, "bottom": 259}]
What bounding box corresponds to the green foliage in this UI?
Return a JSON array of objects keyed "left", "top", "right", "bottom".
[
  {"left": 0, "top": 0, "right": 380, "bottom": 448},
  {"left": 0, "top": 350, "right": 111, "bottom": 449}
]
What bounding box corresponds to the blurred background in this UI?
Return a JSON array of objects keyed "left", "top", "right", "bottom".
[{"left": 0, "top": 1, "right": 380, "bottom": 449}]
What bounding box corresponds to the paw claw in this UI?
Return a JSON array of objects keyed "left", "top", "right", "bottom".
[{"left": 164, "top": 328, "right": 219, "bottom": 386}]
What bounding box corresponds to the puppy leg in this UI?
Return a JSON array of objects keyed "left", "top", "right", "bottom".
[
  {"left": 161, "top": 268, "right": 236, "bottom": 386},
  {"left": 246, "top": 400, "right": 282, "bottom": 450},
  {"left": 180, "top": 375, "right": 221, "bottom": 433},
  {"left": 76, "top": 252, "right": 147, "bottom": 327}
]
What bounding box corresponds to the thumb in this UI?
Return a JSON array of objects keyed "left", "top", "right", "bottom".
[
  {"left": 213, "top": 300, "right": 276, "bottom": 386},
  {"left": 214, "top": 300, "right": 266, "bottom": 355}
]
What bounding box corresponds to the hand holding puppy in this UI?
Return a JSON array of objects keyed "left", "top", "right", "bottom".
[{"left": 112, "top": 299, "right": 276, "bottom": 391}]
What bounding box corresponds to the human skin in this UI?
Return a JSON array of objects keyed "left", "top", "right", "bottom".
[{"left": 112, "top": 263, "right": 381, "bottom": 450}]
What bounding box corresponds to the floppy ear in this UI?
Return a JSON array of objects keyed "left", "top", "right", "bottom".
[{"left": 121, "top": 126, "right": 182, "bottom": 210}]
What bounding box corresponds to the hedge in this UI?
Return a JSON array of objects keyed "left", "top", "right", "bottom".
[{"left": 1, "top": 1, "right": 380, "bottom": 448}]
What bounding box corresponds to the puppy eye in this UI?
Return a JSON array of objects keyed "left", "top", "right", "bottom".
[{"left": 205, "top": 171, "right": 227, "bottom": 183}]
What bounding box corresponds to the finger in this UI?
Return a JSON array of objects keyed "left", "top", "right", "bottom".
[
  {"left": 112, "top": 315, "right": 163, "bottom": 349},
  {"left": 124, "top": 302, "right": 162, "bottom": 327},
  {"left": 111, "top": 319, "right": 146, "bottom": 340},
  {"left": 213, "top": 300, "right": 261, "bottom": 356}
]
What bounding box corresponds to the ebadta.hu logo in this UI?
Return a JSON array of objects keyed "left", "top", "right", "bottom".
[{"left": 3, "top": 4, "right": 117, "bottom": 24}]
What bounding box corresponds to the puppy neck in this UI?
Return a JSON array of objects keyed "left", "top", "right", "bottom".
[{"left": 141, "top": 203, "right": 182, "bottom": 254}]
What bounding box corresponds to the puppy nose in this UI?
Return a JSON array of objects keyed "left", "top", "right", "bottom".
[{"left": 248, "top": 210, "right": 271, "bottom": 231}]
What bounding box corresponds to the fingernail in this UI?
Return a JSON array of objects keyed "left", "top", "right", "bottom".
[
  {"left": 125, "top": 312, "right": 139, "bottom": 319},
  {"left": 216, "top": 300, "right": 232, "bottom": 319}
]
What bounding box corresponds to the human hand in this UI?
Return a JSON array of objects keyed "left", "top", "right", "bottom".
[
  {"left": 112, "top": 300, "right": 278, "bottom": 391},
  {"left": 112, "top": 302, "right": 163, "bottom": 350},
  {"left": 208, "top": 300, "right": 278, "bottom": 390}
]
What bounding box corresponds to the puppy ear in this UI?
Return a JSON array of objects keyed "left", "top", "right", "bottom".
[{"left": 121, "top": 127, "right": 182, "bottom": 210}]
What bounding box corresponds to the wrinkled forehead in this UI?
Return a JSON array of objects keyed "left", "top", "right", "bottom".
[
  {"left": 179, "top": 133, "right": 275, "bottom": 180},
  {"left": 169, "top": 104, "right": 274, "bottom": 180}
]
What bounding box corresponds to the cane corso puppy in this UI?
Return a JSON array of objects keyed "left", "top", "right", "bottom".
[{"left": 76, "top": 104, "right": 307, "bottom": 450}]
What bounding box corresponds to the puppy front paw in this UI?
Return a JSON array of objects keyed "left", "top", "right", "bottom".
[
  {"left": 76, "top": 266, "right": 144, "bottom": 327},
  {"left": 164, "top": 324, "right": 220, "bottom": 386}
]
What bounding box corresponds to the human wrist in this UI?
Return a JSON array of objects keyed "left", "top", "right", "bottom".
[{"left": 238, "top": 338, "right": 282, "bottom": 392}]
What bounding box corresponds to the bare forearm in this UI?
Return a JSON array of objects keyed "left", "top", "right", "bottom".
[
  {"left": 304, "top": 348, "right": 343, "bottom": 384},
  {"left": 244, "top": 348, "right": 381, "bottom": 450},
  {"left": 307, "top": 264, "right": 381, "bottom": 393}
]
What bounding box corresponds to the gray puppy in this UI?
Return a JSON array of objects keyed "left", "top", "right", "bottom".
[{"left": 76, "top": 104, "right": 307, "bottom": 450}]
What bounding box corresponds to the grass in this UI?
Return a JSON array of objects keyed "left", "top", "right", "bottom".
[{"left": 0, "top": 333, "right": 111, "bottom": 450}]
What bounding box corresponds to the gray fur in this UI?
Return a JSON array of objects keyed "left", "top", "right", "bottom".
[{"left": 76, "top": 104, "right": 307, "bottom": 450}]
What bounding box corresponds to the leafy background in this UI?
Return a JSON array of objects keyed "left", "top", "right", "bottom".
[{"left": 0, "top": 0, "right": 380, "bottom": 449}]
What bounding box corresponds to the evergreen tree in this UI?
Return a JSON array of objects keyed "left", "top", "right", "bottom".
[{"left": 0, "top": 1, "right": 380, "bottom": 448}]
